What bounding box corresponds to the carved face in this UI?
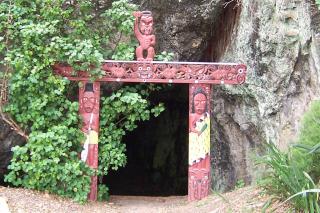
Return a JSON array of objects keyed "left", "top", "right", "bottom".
[
  {"left": 193, "top": 93, "right": 207, "bottom": 115},
  {"left": 140, "top": 15, "right": 153, "bottom": 35},
  {"left": 138, "top": 63, "right": 153, "bottom": 79},
  {"left": 82, "top": 91, "right": 96, "bottom": 113}
]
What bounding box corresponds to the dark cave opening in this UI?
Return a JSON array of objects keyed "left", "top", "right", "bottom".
[{"left": 105, "top": 84, "right": 189, "bottom": 196}]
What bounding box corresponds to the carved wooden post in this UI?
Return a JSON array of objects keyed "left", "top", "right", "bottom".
[
  {"left": 53, "top": 10, "right": 246, "bottom": 202},
  {"left": 188, "top": 84, "right": 211, "bottom": 201},
  {"left": 79, "top": 81, "right": 100, "bottom": 201}
]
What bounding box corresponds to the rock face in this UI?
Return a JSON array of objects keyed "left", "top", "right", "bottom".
[
  {"left": 133, "top": 0, "right": 320, "bottom": 191},
  {"left": 219, "top": 0, "right": 320, "bottom": 190},
  {"left": 132, "top": 0, "right": 226, "bottom": 61},
  {"left": 0, "top": 119, "right": 25, "bottom": 184}
]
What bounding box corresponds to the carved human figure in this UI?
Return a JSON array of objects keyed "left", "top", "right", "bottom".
[
  {"left": 189, "top": 87, "right": 210, "bottom": 165},
  {"left": 80, "top": 84, "right": 99, "bottom": 164},
  {"left": 80, "top": 83, "right": 99, "bottom": 134},
  {"left": 188, "top": 85, "right": 211, "bottom": 201},
  {"left": 133, "top": 11, "right": 156, "bottom": 61},
  {"left": 189, "top": 88, "right": 209, "bottom": 136},
  {"left": 79, "top": 82, "right": 100, "bottom": 201}
]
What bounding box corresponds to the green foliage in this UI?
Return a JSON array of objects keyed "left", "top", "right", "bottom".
[
  {"left": 98, "top": 184, "right": 109, "bottom": 201},
  {"left": 235, "top": 179, "right": 245, "bottom": 189},
  {"left": 258, "top": 101, "right": 320, "bottom": 212},
  {"left": 1, "top": 0, "right": 164, "bottom": 203},
  {"left": 316, "top": 0, "right": 320, "bottom": 10},
  {"left": 258, "top": 143, "right": 319, "bottom": 212},
  {"left": 5, "top": 125, "right": 93, "bottom": 203},
  {"left": 155, "top": 51, "right": 175, "bottom": 61}
]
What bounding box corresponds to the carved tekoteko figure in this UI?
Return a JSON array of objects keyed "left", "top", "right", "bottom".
[{"left": 133, "top": 11, "right": 155, "bottom": 61}]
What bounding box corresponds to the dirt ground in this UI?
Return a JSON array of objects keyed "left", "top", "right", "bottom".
[{"left": 0, "top": 186, "right": 290, "bottom": 213}]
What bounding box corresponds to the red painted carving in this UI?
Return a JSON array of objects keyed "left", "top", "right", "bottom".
[
  {"left": 53, "top": 63, "right": 73, "bottom": 77},
  {"left": 188, "top": 84, "right": 211, "bottom": 201},
  {"left": 54, "top": 62, "right": 247, "bottom": 84},
  {"left": 189, "top": 90, "right": 208, "bottom": 135},
  {"left": 188, "top": 158, "right": 210, "bottom": 201},
  {"left": 52, "top": 10, "right": 247, "bottom": 202},
  {"left": 101, "top": 63, "right": 126, "bottom": 78},
  {"left": 88, "top": 144, "right": 98, "bottom": 201},
  {"left": 79, "top": 82, "right": 100, "bottom": 133},
  {"left": 133, "top": 11, "right": 155, "bottom": 61},
  {"left": 79, "top": 81, "right": 100, "bottom": 201},
  {"left": 189, "top": 85, "right": 210, "bottom": 135},
  {"left": 89, "top": 175, "right": 98, "bottom": 201},
  {"left": 53, "top": 63, "right": 89, "bottom": 78},
  {"left": 161, "top": 65, "right": 177, "bottom": 79},
  {"left": 136, "top": 62, "right": 154, "bottom": 79}
]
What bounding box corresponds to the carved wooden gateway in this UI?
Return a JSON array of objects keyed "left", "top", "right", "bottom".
[{"left": 53, "top": 11, "right": 247, "bottom": 201}]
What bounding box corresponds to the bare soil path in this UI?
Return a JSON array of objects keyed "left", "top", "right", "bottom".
[{"left": 0, "top": 186, "right": 288, "bottom": 213}]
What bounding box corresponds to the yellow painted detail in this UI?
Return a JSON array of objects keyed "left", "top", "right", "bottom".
[
  {"left": 85, "top": 130, "right": 98, "bottom": 144},
  {"left": 189, "top": 117, "right": 210, "bottom": 165}
]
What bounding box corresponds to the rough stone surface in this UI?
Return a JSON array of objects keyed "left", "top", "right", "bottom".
[
  {"left": 132, "top": 0, "right": 225, "bottom": 61},
  {"left": 220, "top": 0, "right": 320, "bottom": 190},
  {"left": 133, "top": 0, "right": 320, "bottom": 191}
]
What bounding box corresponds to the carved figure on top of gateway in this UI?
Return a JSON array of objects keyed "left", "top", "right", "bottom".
[{"left": 133, "top": 11, "right": 156, "bottom": 61}]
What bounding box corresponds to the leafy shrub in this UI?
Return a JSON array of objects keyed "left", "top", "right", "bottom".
[
  {"left": 5, "top": 125, "right": 93, "bottom": 203},
  {"left": 0, "top": 0, "right": 165, "bottom": 202},
  {"left": 98, "top": 184, "right": 109, "bottom": 201}
]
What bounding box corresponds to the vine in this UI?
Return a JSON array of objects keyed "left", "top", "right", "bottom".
[{"left": 0, "top": 0, "right": 165, "bottom": 202}]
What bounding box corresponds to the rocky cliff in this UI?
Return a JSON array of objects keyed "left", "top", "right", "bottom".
[
  {"left": 134, "top": 0, "right": 320, "bottom": 191},
  {"left": 219, "top": 0, "right": 320, "bottom": 190}
]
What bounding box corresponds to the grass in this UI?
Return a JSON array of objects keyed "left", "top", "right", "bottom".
[{"left": 257, "top": 142, "right": 320, "bottom": 212}]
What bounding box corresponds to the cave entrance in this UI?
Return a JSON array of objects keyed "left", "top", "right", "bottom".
[
  {"left": 106, "top": 85, "right": 189, "bottom": 196},
  {"left": 54, "top": 7, "right": 246, "bottom": 201}
]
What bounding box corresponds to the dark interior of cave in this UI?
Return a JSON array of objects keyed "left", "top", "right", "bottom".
[
  {"left": 105, "top": 84, "right": 189, "bottom": 196},
  {"left": 0, "top": 173, "right": 6, "bottom": 186}
]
